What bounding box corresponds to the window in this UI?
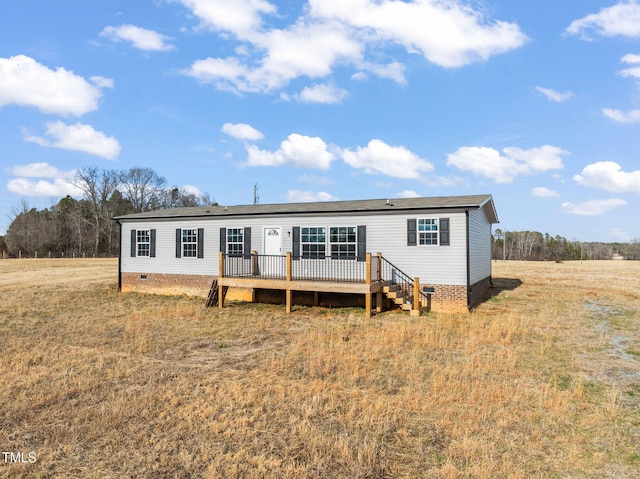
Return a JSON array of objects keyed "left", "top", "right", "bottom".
[
  {"left": 182, "top": 229, "right": 198, "bottom": 257},
  {"left": 227, "top": 228, "right": 244, "bottom": 256},
  {"left": 300, "top": 227, "right": 326, "bottom": 258},
  {"left": 137, "top": 229, "right": 150, "bottom": 257},
  {"left": 418, "top": 218, "right": 438, "bottom": 245},
  {"left": 330, "top": 226, "right": 357, "bottom": 259}
]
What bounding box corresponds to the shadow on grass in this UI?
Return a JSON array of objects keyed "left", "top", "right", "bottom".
[{"left": 484, "top": 277, "right": 523, "bottom": 302}]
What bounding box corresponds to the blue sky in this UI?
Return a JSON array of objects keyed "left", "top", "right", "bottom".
[{"left": 1, "top": 0, "right": 640, "bottom": 242}]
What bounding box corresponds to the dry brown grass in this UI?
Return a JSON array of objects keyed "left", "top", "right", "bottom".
[{"left": 1, "top": 258, "right": 639, "bottom": 478}]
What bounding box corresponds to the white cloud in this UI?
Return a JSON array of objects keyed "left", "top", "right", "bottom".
[
  {"left": 90, "top": 76, "right": 115, "bottom": 89},
  {"left": 179, "top": 0, "right": 526, "bottom": 95},
  {"left": 573, "top": 161, "right": 640, "bottom": 193},
  {"left": 308, "top": 0, "right": 527, "bottom": 68},
  {"left": 535, "top": 86, "right": 572, "bottom": 102},
  {"left": 298, "top": 83, "right": 348, "bottom": 104},
  {"left": 622, "top": 52, "right": 640, "bottom": 63},
  {"left": 184, "top": 22, "right": 363, "bottom": 93},
  {"left": 175, "top": 0, "right": 277, "bottom": 37},
  {"left": 182, "top": 184, "right": 203, "bottom": 196},
  {"left": 602, "top": 108, "right": 640, "bottom": 123},
  {"left": 184, "top": 57, "right": 254, "bottom": 94},
  {"left": 397, "top": 189, "right": 420, "bottom": 198},
  {"left": 619, "top": 52, "right": 640, "bottom": 77},
  {"left": 0, "top": 55, "right": 108, "bottom": 116},
  {"left": 221, "top": 122, "right": 264, "bottom": 141},
  {"left": 24, "top": 121, "right": 121, "bottom": 160},
  {"left": 447, "top": 145, "right": 567, "bottom": 183},
  {"left": 285, "top": 189, "right": 338, "bottom": 202},
  {"left": 531, "top": 186, "right": 560, "bottom": 198},
  {"left": 619, "top": 66, "right": 640, "bottom": 78},
  {"left": 562, "top": 198, "right": 627, "bottom": 216},
  {"left": 10, "top": 162, "right": 75, "bottom": 179},
  {"left": 101, "top": 24, "right": 175, "bottom": 51},
  {"left": 341, "top": 139, "right": 433, "bottom": 179},
  {"left": 567, "top": 2, "right": 640, "bottom": 39},
  {"left": 7, "top": 178, "right": 82, "bottom": 198},
  {"left": 246, "top": 133, "right": 335, "bottom": 169}
]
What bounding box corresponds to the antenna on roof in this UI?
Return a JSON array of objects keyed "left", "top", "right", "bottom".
[{"left": 253, "top": 183, "right": 260, "bottom": 205}]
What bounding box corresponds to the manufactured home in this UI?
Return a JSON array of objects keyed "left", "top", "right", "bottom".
[{"left": 115, "top": 194, "right": 498, "bottom": 315}]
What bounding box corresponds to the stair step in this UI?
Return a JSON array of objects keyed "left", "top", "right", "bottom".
[
  {"left": 382, "top": 285, "right": 401, "bottom": 293},
  {"left": 386, "top": 291, "right": 408, "bottom": 299}
]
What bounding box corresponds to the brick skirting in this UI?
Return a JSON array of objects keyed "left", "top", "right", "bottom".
[{"left": 121, "top": 272, "right": 215, "bottom": 297}]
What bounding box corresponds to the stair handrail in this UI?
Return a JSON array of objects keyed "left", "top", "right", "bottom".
[{"left": 379, "top": 256, "right": 431, "bottom": 305}]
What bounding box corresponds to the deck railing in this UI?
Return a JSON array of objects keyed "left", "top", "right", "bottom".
[
  {"left": 223, "top": 254, "right": 287, "bottom": 280},
  {"left": 221, "top": 252, "right": 374, "bottom": 283},
  {"left": 379, "top": 256, "right": 431, "bottom": 306},
  {"left": 218, "top": 252, "right": 429, "bottom": 314}
]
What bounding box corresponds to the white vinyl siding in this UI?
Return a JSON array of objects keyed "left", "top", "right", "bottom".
[
  {"left": 119, "top": 208, "right": 488, "bottom": 286},
  {"left": 468, "top": 208, "right": 492, "bottom": 284}
]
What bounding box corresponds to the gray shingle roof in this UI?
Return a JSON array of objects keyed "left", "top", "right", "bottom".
[{"left": 114, "top": 194, "right": 498, "bottom": 223}]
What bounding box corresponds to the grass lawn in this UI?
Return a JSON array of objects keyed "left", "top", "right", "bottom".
[{"left": 1, "top": 258, "right": 639, "bottom": 478}]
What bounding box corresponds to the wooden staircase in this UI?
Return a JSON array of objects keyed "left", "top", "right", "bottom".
[
  {"left": 205, "top": 278, "right": 228, "bottom": 308},
  {"left": 383, "top": 284, "right": 415, "bottom": 311},
  {"left": 382, "top": 283, "right": 430, "bottom": 316}
]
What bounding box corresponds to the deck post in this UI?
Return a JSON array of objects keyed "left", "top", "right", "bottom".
[
  {"left": 251, "top": 250, "right": 258, "bottom": 276},
  {"left": 286, "top": 290, "right": 292, "bottom": 314},
  {"left": 376, "top": 253, "right": 383, "bottom": 312},
  {"left": 411, "top": 277, "right": 421, "bottom": 317},
  {"left": 286, "top": 252, "right": 292, "bottom": 313},
  {"left": 218, "top": 252, "right": 225, "bottom": 309},
  {"left": 286, "top": 252, "right": 292, "bottom": 281},
  {"left": 365, "top": 253, "right": 373, "bottom": 318},
  {"left": 365, "top": 253, "right": 372, "bottom": 285}
]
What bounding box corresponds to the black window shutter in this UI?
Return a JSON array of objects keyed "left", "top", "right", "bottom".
[
  {"left": 150, "top": 229, "right": 156, "bottom": 258},
  {"left": 243, "top": 227, "right": 251, "bottom": 259},
  {"left": 219, "top": 228, "right": 227, "bottom": 253},
  {"left": 357, "top": 225, "right": 366, "bottom": 262},
  {"left": 175, "top": 229, "right": 182, "bottom": 258},
  {"left": 292, "top": 226, "right": 300, "bottom": 259},
  {"left": 197, "top": 228, "right": 204, "bottom": 258},
  {"left": 407, "top": 219, "right": 417, "bottom": 246},
  {"left": 440, "top": 218, "right": 450, "bottom": 246},
  {"left": 131, "top": 229, "right": 137, "bottom": 257}
]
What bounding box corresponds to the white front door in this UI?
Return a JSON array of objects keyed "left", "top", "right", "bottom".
[
  {"left": 263, "top": 227, "right": 283, "bottom": 277},
  {"left": 263, "top": 227, "right": 282, "bottom": 256}
]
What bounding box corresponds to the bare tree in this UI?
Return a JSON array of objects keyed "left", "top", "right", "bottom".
[
  {"left": 71, "top": 167, "right": 119, "bottom": 256},
  {"left": 119, "top": 167, "right": 167, "bottom": 213}
]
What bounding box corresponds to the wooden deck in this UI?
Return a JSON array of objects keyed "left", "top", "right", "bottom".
[{"left": 216, "top": 252, "right": 424, "bottom": 317}]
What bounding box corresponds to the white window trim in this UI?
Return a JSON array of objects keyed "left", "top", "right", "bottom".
[
  {"left": 418, "top": 218, "right": 439, "bottom": 246},
  {"left": 137, "top": 229, "right": 150, "bottom": 257}
]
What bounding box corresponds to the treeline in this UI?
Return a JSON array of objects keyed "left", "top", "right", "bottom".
[
  {"left": 492, "top": 229, "right": 640, "bottom": 261},
  {"left": 1, "top": 167, "right": 214, "bottom": 258}
]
